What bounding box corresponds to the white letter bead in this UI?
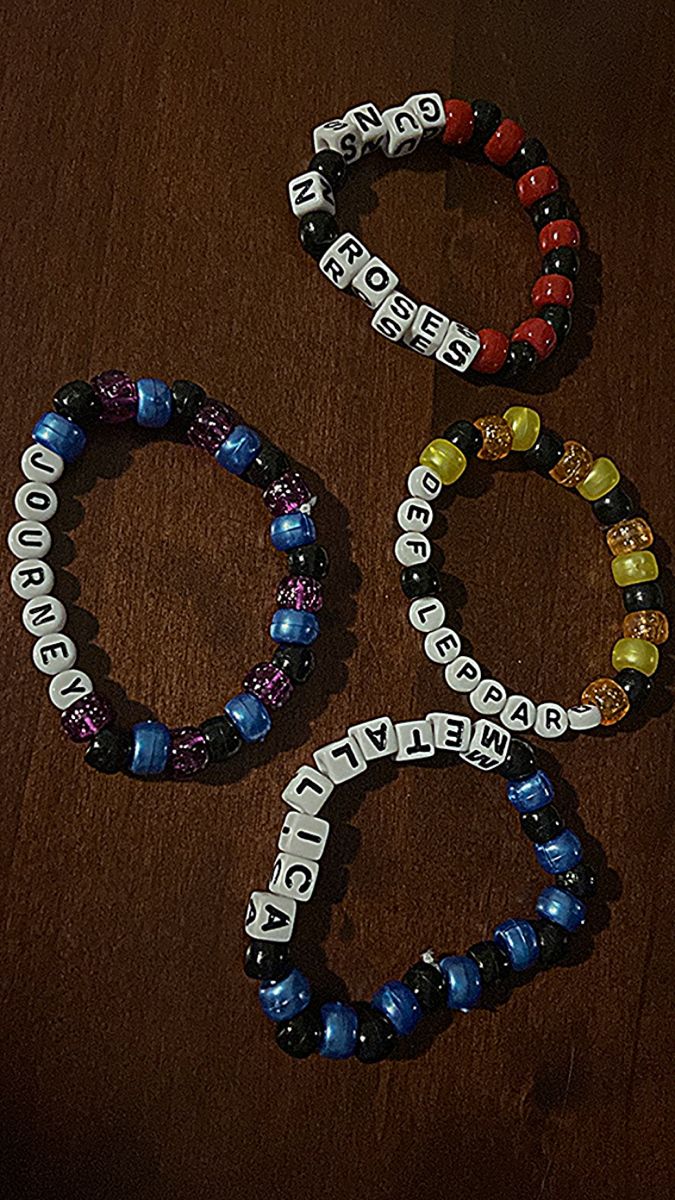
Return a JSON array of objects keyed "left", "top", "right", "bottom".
[
  {"left": 22, "top": 595, "right": 66, "bottom": 636},
  {"left": 394, "top": 719, "right": 435, "bottom": 762},
  {"left": 445, "top": 655, "right": 482, "bottom": 693},
  {"left": 435, "top": 320, "right": 481, "bottom": 373},
  {"left": 469, "top": 678, "right": 508, "bottom": 716},
  {"left": 347, "top": 716, "right": 397, "bottom": 761},
  {"left": 394, "top": 532, "right": 430, "bottom": 566},
  {"left": 319, "top": 233, "right": 371, "bottom": 290},
  {"left": 382, "top": 105, "right": 422, "bottom": 157},
  {"left": 427, "top": 712, "right": 472, "bottom": 753},
  {"left": 245, "top": 890, "right": 296, "bottom": 942},
  {"left": 32, "top": 633, "right": 77, "bottom": 675},
  {"left": 313, "top": 735, "right": 366, "bottom": 784},
  {"left": 312, "top": 117, "right": 363, "bottom": 162},
  {"left": 405, "top": 92, "right": 445, "bottom": 139},
  {"left": 269, "top": 852, "right": 319, "bottom": 903},
  {"left": 409, "top": 596, "right": 445, "bottom": 632},
  {"left": 535, "top": 702, "right": 569, "bottom": 739},
  {"left": 48, "top": 668, "right": 94, "bottom": 710},
  {"left": 351, "top": 257, "right": 399, "bottom": 309},
  {"left": 21, "top": 443, "right": 64, "bottom": 483},
  {"left": 403, "top": 305, "right": 450, "bottom": 356},
  {"left": 567, "top": 703, "right": 602, "bottom": 731},
  {"left": 287, "top": 170, "right": 335, "bottom": 217},
  {"left": 501, "top": 694, "right": 536, "bottom": 731},
  {"left": 460, "top": 719, "right": 512, "bottom": 771},
  {"left": 371, "top": 291, "right": 417, "bottom": 342},
  {"left": 14, "top": 481, "right": 58, "bottom": 522},
  {"left": 407, "top": 464, "right": 442, "bottom": 501},
  {"left": 281, "top": 765, "right": 334, "bottom": 816},
  {"left": 10, "top": 558, "right": 54, "bottom": 598},
  {"left": 278, "top": 811, "right": 330, "bottom": 862},
  {"left": 424, "top": 626, "right": 461, "bottom": 665},
  {"left": 397, "top": 497, "right": 433, "bottom": 533},
  {"left": 8, "top": 520, "right": 51, "bottom": 560},
  {"left": 343, "top": 102, "right": 386, "bottom": 154}
]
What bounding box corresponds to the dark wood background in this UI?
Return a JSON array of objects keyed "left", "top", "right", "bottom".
[{"left": 1, "top": 2, "right": 673, "bottom": 1197}]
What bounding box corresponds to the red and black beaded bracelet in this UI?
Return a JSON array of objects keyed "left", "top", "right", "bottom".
[
  {"left": 8, "top": 372, "right": 329, "bottom": 779},
  {"left": 287, "top": 94, "right": 579, "bottom": 383}
]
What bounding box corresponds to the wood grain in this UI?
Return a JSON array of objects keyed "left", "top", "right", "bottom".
[{"left": 1, "top": 3, "right": 673, "bottom": 1197}]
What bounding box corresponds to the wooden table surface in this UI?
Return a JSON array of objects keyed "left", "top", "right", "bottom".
[{"left": 1, "top": 3, "right": 673, "bottom": 1197}]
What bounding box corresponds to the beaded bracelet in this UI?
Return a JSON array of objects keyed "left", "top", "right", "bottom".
[
  {"left": 7, "top": 372, "right": 329, "bottom": 778},
  {"left": 395, "top": 407, "right": 668, "bottom": 738},
  {"left": 288, "top": 94, "right": 579, "bottom": 383},
  {"left": 244, "top": 712, "right": 595, "bottom": 1061}
]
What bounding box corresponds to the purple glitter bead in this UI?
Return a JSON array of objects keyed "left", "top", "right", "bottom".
[
  {"left": 262, "top": 471, "right": 313, "bottom": 516},
  {"left": 91, "top": 369, "right": 138, "bottom": 424},
  {"left": 276, "top": 575, "right": 323, "bottom": 612},
  {"left": 61, "top": 692, "right": 114, "bottom": 742},
  {"left": 243, "top": 662, "right": 294, "bottom": 710},
  {"left": 169, "top": 727, "right": 209, "bottom": 777},
  {"left": 187, "top": 400, "right": 236, "bottom": 455}
]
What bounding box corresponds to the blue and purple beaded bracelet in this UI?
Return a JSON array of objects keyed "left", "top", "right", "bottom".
[{"left": 7, "top": 371, "right": 329, "bottom": 779}]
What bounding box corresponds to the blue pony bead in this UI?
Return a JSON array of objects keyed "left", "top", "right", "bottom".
[
  {"left": 372, "top": 980, "right": 421, "bottom": 1036},
  {"left": 259, "top": 968, "right": 311, "bottom": 1022},
  {"left": 506, "top": 770, "right": 554, "bottom": 814},
  {"left": 136, "top": 378, "right": 173, "bottom": 428},
  {"left": 32, "top": 412, "right": 87, "bottom": 463},
  {"left": 224, "top": 692, "right": 272, "bottom": 742},
  {"left": 270, "top": 511, "right": 316, "bottom": 551},
  {"left": 270, "top": 609, "right": 319, "bottom": 646},
  {"left": 534, "top": 829, "right": 583, "bottom": 874},
  {"left": 536, "top": 885, "right": 586, "bottom": 932},
  {"left": 130, "top": 720, "right": 171, "bottom": 775},
  {"left": 320, "top": 1002, "right": 359, "bottom": 1059},
  {"left": 439, "top": 954, "right": 482, "bottom": 1011},
  {"left": 493, "top": 918, "right": 540, "bottom": 971},
  {"left": 215, "top": 425, "right": 261, "bottom": 475}
]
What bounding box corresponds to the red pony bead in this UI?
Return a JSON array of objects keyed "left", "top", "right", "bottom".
[
  {"left": 441, "top": 99, "right": 474, "bottom": 145},
  {"left": 472, "top": 328, "right": 509, "bottom": 374},
  {"left": 516, "top": 165, "right": 559, "bottom": 208},
  {"left": 512, "top": 317, "right": 557, "bottom": 360},
  {"left": 531, "top": 274, "right": 575, "bottom": 310},
  {"left": 484, "top": 118, "right": 525, "bottom": 166},
  {"left": 538, "top": 219, "right": 581, "bottom": 255}
]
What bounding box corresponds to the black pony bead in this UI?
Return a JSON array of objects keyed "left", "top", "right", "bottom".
[
  {"left": 243, "top": 443, "right": 290, "bottom": 488},
  {"left": 402, "top": 960, "right": 446, "bottom": 1014},
  {"left": 299, "top": 211, "right": 339, "bottom": 261},
  {"left": 354, "top": 1004, "right": 397, "bottom": 1063},
  {"left": 542, "top": 246, "right": 580, "bottom": 279},
  {"left": 539, "top": 304, "right": 572, "bottom": 343},
  {"left": 523, "top": 427, "right": 565, "bottom": 475},
  {"left": 470, "top": 100, "right": 502, "bottom": 146},
  {"left": 172, "top": 380, "right": 207, "bottom": 432},
  {"left": 555, "top": 863, "right": 597, "bottom": 899},
  {"left": 53, "top": 379, "right": 102, "bottom": 426},
  {"left": 467, "top": 940, "right": 511, "bottom": 987},
  {"left": 244, "top": 939, "right": 291, "bottom": 982},
  {"left": 591, "top": 484, "right": 636, "bottom": 527},
  {"left": 622, "top": 580, "right": 664, "bottom": 613},
  {"left": 309, "top": 148, "right": 347, "bottom": 192},
  {"left": 276, "top": 1008, "right": 323, "bottom": 1059},
  {"left": 505, "top": 137, "right": 548, "bottom": 178},
  {"left": 614, "top": 667, "right": 653, "bottom": 709},
  {"left": 520, "top": 804, "right": 564, "bottom": 844},
  {"left": 84, "top": 726, "right": 131, "bottom": 774},
  {"left": 530, "top": 193, "right": 570, "bottom": 232},
  {"left": 442, "top": 419, "right": 483, "bottom": 459},
  {"left": 498, "top": 737, "right": 536, "bottom": 781},
  {"left": 498, "top": 340, "right": 537, "bottom": 381},
  {"left": 533, "top": 918, "right": 570, "bottom": 967},
  {"left": 400, "top": 562, "right": 441, "bottom": 600},
  {"left": 272, "top": 645, "right": 315, "bottom": 685},
  {"left": 287, "top": 543, "right": 329, "bottom": 579},
  {"left": 199, "top": 714, "right": 242, "bottom": 762}
]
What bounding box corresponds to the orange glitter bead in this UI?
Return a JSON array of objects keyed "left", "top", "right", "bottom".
[
  {"left": 606, "top": 516, "right": 654, "bottom": 557},
  {"left": 622, "top": 609, "right": 669, "bottom": 645},
  {"left": 474, "top": 414, "right": 513, "bottom": 461},
  {"left": 549, "top": 440, "right": 594, "bottom": 487},
  {"left": 580, "top": 678, "right": 630, "bottom": 726}
]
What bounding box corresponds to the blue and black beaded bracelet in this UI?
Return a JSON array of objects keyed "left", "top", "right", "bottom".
[{"left": 7, "top": 372, "right": 329, "bottom": 778}]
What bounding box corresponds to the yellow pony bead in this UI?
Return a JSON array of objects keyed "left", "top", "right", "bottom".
[
  {"left": 503, "top": 406, "right": 541, "bottom": 452},
  {"left": 549, "top": 440, "right": 594, "bottom": 487},
  {"left": 474, "top": 414, "right": 513, "bottom": 460},
  {"left": 581, "top": 678, "right": 630, "bottom": 725},
  {"left": 622, "top": 609, "right": 669, "bottom": 645},
  {"left": 606, "top": 516, "right": 654, "bottom": 557},
  {"left": 611, "top": 549, "right": 659, "bottom": 587},
  {"left": 419, "top": 438, "right": 467, "bottom": 485},
  {"left": 612, "top": 637, "right": 659, "bottom": 676},
  {"left": 577, "top": 456, "right": 620, "bottom": 501}
]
